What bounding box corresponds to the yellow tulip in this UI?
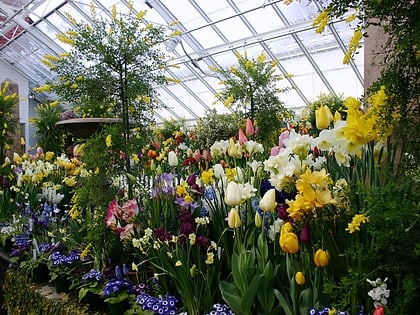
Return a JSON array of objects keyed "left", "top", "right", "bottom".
[
  {"left": 255, "top": 212, "right": 263, "bottom": 228},
  {"left": 280, "top": 231, "right": 299, "bottom": 253},
  {"left": 314, "top": 248, "right": 330, "bottom": 267},
  {"left": 227, "top": 208, "right": 241, "bottom": 229},
  {"left": 316, "top": 105, "right": 333, "bottom": 129},
  {"left": 295, "top": 272, "right": 305, "bottom": 285},
  {"left": 279, "top": 223, "right": 299, "bottom": 253},
  {"left": 259, "top": 188, "right": 277, "bottom": 212},
  {"left": 333, "top": 111, "right": 342, "bottom": 124}
]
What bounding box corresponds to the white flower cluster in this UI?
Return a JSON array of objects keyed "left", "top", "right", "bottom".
[{"left": 367, "top": 277, "right": 390, "bottom": 307}]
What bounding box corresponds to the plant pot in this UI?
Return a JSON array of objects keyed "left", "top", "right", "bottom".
[
  {"left": 81, "top": 292, "right": 106, "bottom": 311},
  {"left": 32, "top": 263, "right": 50, "bottom": 283},
  {"left": 54, "top": 276, "right": 71, "bottom": 293},
  {"left": 107, "top": 299, "right": 130, "bottom": 315}
]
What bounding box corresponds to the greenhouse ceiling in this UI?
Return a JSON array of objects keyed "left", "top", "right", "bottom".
[{"left": 0, "top": 0, "right": 364, "bottom": 124}]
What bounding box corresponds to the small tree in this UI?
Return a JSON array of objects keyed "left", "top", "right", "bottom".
[
  {"left": 0, "top": 81, "right": 18, "bottom": 162},
  {"left": 35, "top": 2, "right": 175, "bottom": 198},
  {"left": 211, "top": 51, "right": 293, "bottom": 149},
  {"left": 29, "top": 101, "right": 67, "bottom": 154}
]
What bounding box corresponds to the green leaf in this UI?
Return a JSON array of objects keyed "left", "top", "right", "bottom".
[
  {"left": 219, "top": 281, "right": 243, "bottom": 314},
  {"left": 299, "top": 287, "right": 314, "bottom": 315},
  {"left": 240, "top": 274, "right": 263, "bottom": 312},
  {"left": 273, "top": 289, "right": 294, "bottom": 315},
  {"left": 78, "top": 287, "right": 88, "bottom": 301}
]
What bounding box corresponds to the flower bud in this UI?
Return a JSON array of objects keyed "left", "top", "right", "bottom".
[
  {"left": 213, "top": 163, "right": 225, "bottom": 179},
  {"left": 315, "top": 105, "right": 333, "bottom": 129},
  {"left": 259, "top": 188, "right": 277, "bottom": 212},
  {"left": 227, "top": 208, "right": 241, "bottom": 229},
  {"left": 333, "top": 111, "right": 342, "bottom": 124},
  {"left": 295, "top": 271, "right": 305, "bottom": 285},
  {"left": 314, "top": 248, "right": 330, "bottom": 267},
  {"left": 245, "top": 118, "right": 255, "bottom": 136},
  {"left": 299, "top": 224, "right": 311, "bottom": 243},
  {"left": 238, "top": 128, "right": 248, "bottom": 145},
  {"left": 279, "top": 222, "right": 299, "bottom": 254},
  {"left": 168, "top": 151, "right": 178, "bottom": 167},
  {"left": 224, "top": 181, "right": 242, "bottom": 207},
  {"left": 254, "top": 212, "right": 263, "bottom": 228}
]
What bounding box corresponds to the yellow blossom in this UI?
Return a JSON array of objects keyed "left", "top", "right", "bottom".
[
  {"left": 200, "top": 169, "right": 214, "bottom": 184},
  {"left": 175, "top": 260, "right": 182, "bottom": 267},
  {"left": 346, "top": 214, "right": 369, "bottom": 233},
  {"left": 80, "top": 243, "right": 92, "bottom": 260},
  {"left": 190, "top": 264, "right": 197, "bottom": 276},
  {"left": 224, "top": 95, "right": 234, "bottom": 107},
  {"left": 227, "top": 208, "right": 241, "bottom": 229},
  {"left": 295, "top": 271, "right": 305, "bottom": 285},
  {"left": 314, "top": 248, "right": 330, "bottom": 267},
  {"left": 205, "top": 252, "right": 214, "bottom": 265}
]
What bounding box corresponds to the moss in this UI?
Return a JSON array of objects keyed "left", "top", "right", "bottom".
[{"left": 3, "top": 269, "right": 103, "bottom": 315}]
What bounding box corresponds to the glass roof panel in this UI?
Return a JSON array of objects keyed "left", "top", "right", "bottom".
[{"left": 0, "top": 0, "right": 365, "bottom": 124}]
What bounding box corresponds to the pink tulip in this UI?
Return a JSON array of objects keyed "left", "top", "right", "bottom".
[
  {"left": 245, "top": 118, "right": 255, "bottom": 136},
  {"left": 270, "top": 146, "right": 280, "bottom": 156},
  {"left": 238, "top": 128, "right": 248, "bottom": 145},
  {"left": 278, "top": 130, "right": 290, "bottom": 148}
]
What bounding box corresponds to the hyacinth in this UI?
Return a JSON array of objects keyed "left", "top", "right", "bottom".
[{"left": 136, "top": 293, "right": 179, "bottom": 315}]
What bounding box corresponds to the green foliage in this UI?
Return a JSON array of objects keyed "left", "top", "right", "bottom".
[
  {"left": 211, "top": 50, "right": 293, "bottom": 149},
  {"left": 307, "top": 92, "right": 346, "bottom": 136},
  {"left": 0, "top": 81, "right": 19, "bottom": 162},
  {"left": 364, "top": 172, "right": 420, "bottom": 314},
  {"left": 325, "top": 0, "right": 420, "bottom": 164},
  {"left": 29, "top": 101, "right": 67, "bottom": 154},
  {"left": 191, "top": 109, "right": 239, "bottom": 150},
  {"left": 154, "top": 118, "right": 186, "bottom": 140},
  {"left": 3, "top": 269, "right": 99, "bottom": 315},
  {"left": 41, "top": 7, "right": 170, "bottom": 131}
]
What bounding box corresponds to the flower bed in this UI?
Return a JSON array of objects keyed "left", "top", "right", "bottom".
[{"left": 0, "top": 92, "right": 419, "bottom": 314}]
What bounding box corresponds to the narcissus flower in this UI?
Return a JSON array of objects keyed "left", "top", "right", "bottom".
[{"left": 314, "top": 248, "right": 330, "bottom": 267}]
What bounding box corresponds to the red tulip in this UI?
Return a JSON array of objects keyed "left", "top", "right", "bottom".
[{"left": 373, "top": 306, "right": 384, "bottom": 315}]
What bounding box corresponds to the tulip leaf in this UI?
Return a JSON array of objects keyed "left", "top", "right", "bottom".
[
  {"left": 219, "top": 281, "right": 243, "bottom": 314},
  {"left": 299, "top": 287, "right": 313, "bottom": 315},
  {"left": 240, "top": 274, "right": 263, "bottom": 312},
  {"left": 273, "top": 289, "right": 294, "bottom": 315}
]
